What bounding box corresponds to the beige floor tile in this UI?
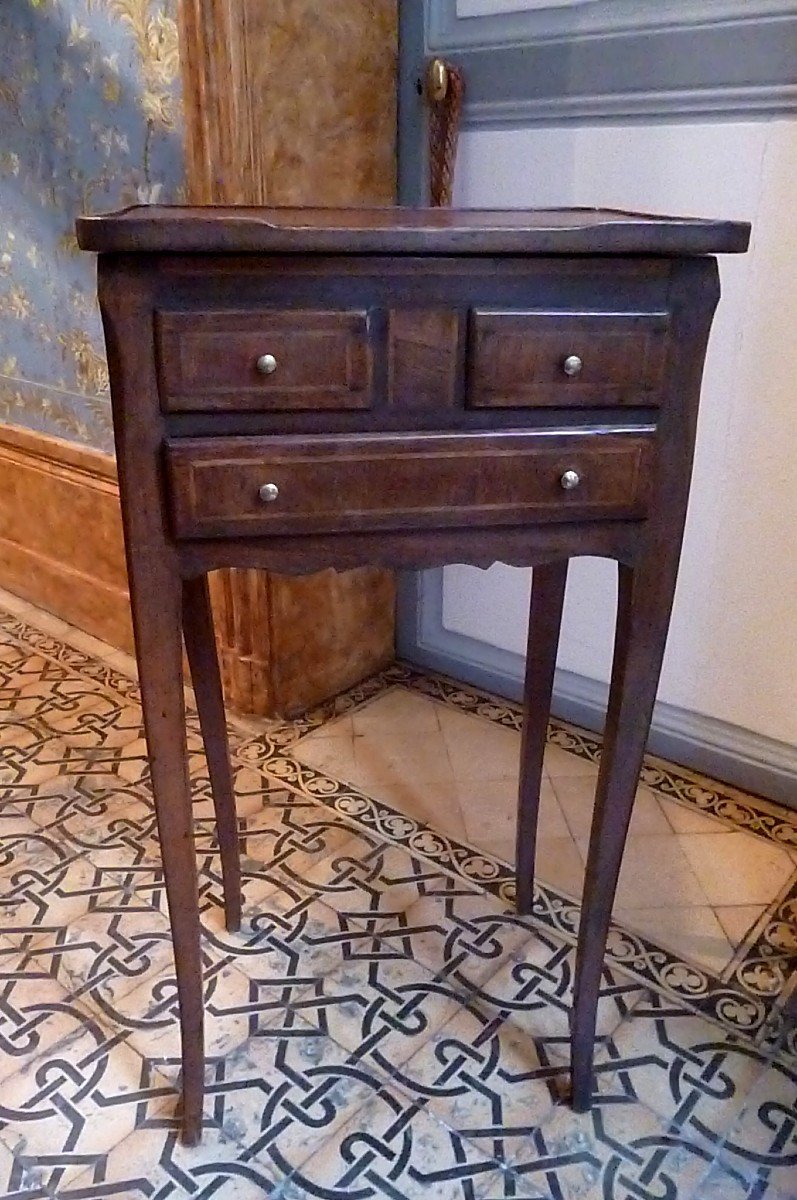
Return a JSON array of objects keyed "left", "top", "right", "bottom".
[
  {"left": 535, "top": 836, "right": 586, "bottom": 898},
  {"left": 577, "top": 833, "right": 711, "bottom": 910},
  {"left": 350, "top": 686, "right": 442, "bottom": 734},
  {"left": 385, "top": 777, "right": 468, "bottom": 840},
  {"left": 438, "top": 705, "right": 521, "bottom": 782},
  {"left": 354, "top": 727, "right": 458, "bottom": 785},
  {"left": 456, "top": 776, "right": 569, "bottom": 844},
  {"left": 305, "top": 712, "right": 356, "bottom": 741},
  {"left": 676, "top": 830, "right": 796, "bottom": 906},
  {"left": 661, "top": 797, "right": 731, "bottom": 834},
  {"left": 462, "top": 815, "right": 516, "bottom": 863},
  {"left": 412, "top": 778, "right": 469, "bottom": 840},
  {"left": 614, "top": 905, "right": 735, "bottom": 974},
  {"left": 456, "top": 775, "right": 516, "bottom": 852},
  {"left": 554, "top": 777, "right": 671, "bottom": 839},
  {"left": 543, "top": 742, "right": 600, "bottom": 781},
  {"left": 298, "top": 732, "right": 469, "bottom": 842},
  {"left": 294, "top": 730, "right": 358, "bottom": 780},
  {"left": 713, "top": 905, "right": 767, "bottom": 948},
  {"left": 537, "top": 778, "right": 575, "bottom": 839}
]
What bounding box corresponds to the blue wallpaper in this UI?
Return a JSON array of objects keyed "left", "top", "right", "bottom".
[{"left": 0, "top": 0, "right": 184, "bottom": 451}]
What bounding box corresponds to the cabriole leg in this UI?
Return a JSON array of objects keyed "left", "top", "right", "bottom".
[
  {"left": 516, "top": 560, "right": 568, "bottom": 915},
  {"left": 129, "top": 557, "right": 205, "bottom": 1144},
  {"left": 182, "top": 574, "right": 241, "bottom": 933},
  {"left": 570, "top": 553, "right": 678, "bottom": 1111}
]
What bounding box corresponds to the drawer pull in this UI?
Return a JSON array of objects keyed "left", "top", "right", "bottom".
[
  {"left": 255, "top": 353, "right": 278, "bottom": 376},
  {"left": 258, "top": 482, "right": 280, "bottom": 503},
  {"left": 562, "top": 354, "right": 583, "bottom": 377},
  {"left": 560, "top": 469, "right": 581, "bottom": 491}
]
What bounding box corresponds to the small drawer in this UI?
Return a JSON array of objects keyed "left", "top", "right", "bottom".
[
  {"left": 166, "top": 429, "right": 654, "bottom": 539},
  {"left": 467, "top": 309, "right": 670, "bottom": 409},
  {"left": 156, "top": 309, "right": 374, "bottom": 412}
]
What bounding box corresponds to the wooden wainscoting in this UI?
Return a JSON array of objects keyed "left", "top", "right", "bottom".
[{"left": 0, "top": 423, "right": 133, "bottom": 652}]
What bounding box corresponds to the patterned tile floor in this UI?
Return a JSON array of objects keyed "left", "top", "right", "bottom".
[{"left": 0, "top": 585, "right": 795, "bottom": 1199}]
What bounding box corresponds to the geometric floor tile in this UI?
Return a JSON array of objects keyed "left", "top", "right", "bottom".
[
  {"left": 1, "top": 590, "right": 796, "bottom": 1199},
  {"left": 65, "top": 1123, "right": 285, "bottom": 1198},
  {"left": 279, "top": 1086, "right": 532, "bottom": 1200}
]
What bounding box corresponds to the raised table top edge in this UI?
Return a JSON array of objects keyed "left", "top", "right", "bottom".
[{"left": 76, "top": 204, "right": 751, "bottom": 256}]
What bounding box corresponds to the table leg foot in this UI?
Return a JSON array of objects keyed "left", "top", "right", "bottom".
[{"left": 179, "top": 1093, "right": 203, "bottom": 1146}]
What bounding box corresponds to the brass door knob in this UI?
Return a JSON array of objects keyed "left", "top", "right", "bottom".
[
  {"left": 256, "top": 353, "right": 277, "bottom": 375},
  {"left": 258, "top": 482, "right": 279, "bottom": 503},
  {"left": 560, "top": 469, "right": 581, "bottom": 491},
  {"left": 427, "top": 58, "right": 449, "bottom": 102},
  {"left": 562, "top": 354, "right": 583, "bottom": 377}
]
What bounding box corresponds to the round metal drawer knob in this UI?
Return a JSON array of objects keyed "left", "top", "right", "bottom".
[
  {"left": 562, "top": 354, "right": 583, "bottom": 377},
  {"left": 256, "top": 353, "right": 277, "bottom": 375},
  {"left": 560, "top": 469, "right": 581, "bottom": 491},
  {"left": 258, "top": 482, "right": 280, "bottom": 503}
]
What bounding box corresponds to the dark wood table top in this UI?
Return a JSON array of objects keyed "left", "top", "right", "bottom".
[{"left": 76, "top": 204, "right": 751, "bottom": 257}]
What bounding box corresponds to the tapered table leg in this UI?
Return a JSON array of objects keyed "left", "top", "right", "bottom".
[
  {"left": 182, "top": 574, "right": 241, "bottom": 933},
  {"left": 516, "top": 560, "right": 568, "bottom": 915},
  {"left": 569, "top": 552, "right": 679, "bottom": 1110},
  {"left": 128, "top": 557, "right": 204, "bottom": 1145}
]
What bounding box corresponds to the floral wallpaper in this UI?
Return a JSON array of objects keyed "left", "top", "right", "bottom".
[{"left": 0, "top": 0, "right": 184, "bottom": 451}]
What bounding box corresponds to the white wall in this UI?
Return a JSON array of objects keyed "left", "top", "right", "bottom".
[{"left": 443, "top": 119, "right": 797, "bottom": 746}]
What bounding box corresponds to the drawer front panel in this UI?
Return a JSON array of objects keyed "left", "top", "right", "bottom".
[
  {"left": 156, "top": 309, "right": 374, "bottom": 412},
  {"left": 167, "top": 430, "right": 654, "bottom": 539},
  {"left": 468, "top": 310, "right": 670, "bottom": 409}
]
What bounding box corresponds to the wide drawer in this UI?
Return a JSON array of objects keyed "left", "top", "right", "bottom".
[
  {"left": 156, "top": 309, "right": 374, "bottom": 412},
  {"left": 468, "top": 309, "right": 670, "bottom": 409},
  {"left": 166, "top": 429, "right": 654, "bottom": 539}
]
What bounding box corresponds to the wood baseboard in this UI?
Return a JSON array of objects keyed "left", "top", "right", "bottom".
[{"left": 0, "top": 423, "right": 133, "bottom": 652}]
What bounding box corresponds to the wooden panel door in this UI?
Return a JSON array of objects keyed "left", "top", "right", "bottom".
[{"left": 177, "top": 0, "right": 398, "bottom": 715}]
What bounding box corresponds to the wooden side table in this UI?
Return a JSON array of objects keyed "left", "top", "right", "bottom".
[{"left": 77, "top": 205, "right": 749, "bottom": 1144}]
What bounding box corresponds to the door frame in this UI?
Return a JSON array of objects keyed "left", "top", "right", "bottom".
[
  {"left": 394, "top": 0, "right": 797, "bottom": 807},
  {"left": 399, "top": 0, "right": 797, "bottom": 133}
]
